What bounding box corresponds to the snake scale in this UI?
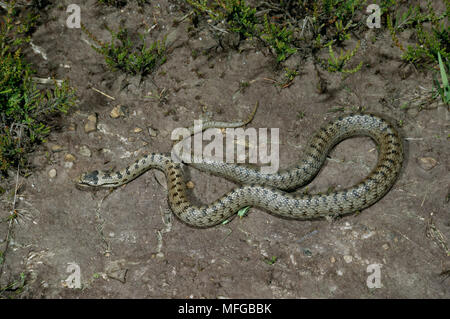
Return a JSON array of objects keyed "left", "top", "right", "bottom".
[{"left": 76, "top": 113, "right": 403, "bottom": 227}]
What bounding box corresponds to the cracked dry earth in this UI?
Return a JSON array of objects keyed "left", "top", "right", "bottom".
[{"left": 0, "top": 0, "right": 449, "bottom": 298}]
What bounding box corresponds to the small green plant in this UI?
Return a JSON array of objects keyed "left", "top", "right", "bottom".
[
  {"left": 333, "top": 20, "right": 352, "bottom": 45},
  {"left": 402, "top": 22, "right": 449, "bottom": 65},
  {"left": 264, "top": 256, "right": 278, "bottom": 265},
  {"left": 307, "top": 0, "right": 366, "bottom": 45},
  {"left": 387, "top": 5, "right": 419, "bottom": 32},
  {"left": 262, "top": 14, "right": 297, "bottom": 63},
  {"left": 0, "top": 272, "right": 26, "bottom": 296},
  {"left": 278, "top": 67, "right": 299, "bottom": 87},
  {"left": 85, "top": 26, "right": 166, "bottom": 76},
  {"left": 325, "top": 41, "right": 363, "bottom": 74},
  {"left": 188, "top": 0, "right": 257, "bottom": 39},
  {"left": 222, "top": 0, "right": 257, "bottom": 38},
  {"left": 320, "top": 0, "right": 366, "bottom": 24},
  {"left": 388, "top": 0, "right": 449, "bottom": 65},
  {"left": 187, "top": 0, "right": 216, "bottom": 17},
  {"left": 284, "top": 68, "right": 298, "bottom": 82},
  {"left": 0, "top": 2, "right": 76, "bottom": 175},
  {"left": 433, "top": 52, "right": 450, "bottom": 105},
  {"left": 379, "top": 0, "right": 397, "bottom": 15},
  {"left": 237, "top": 206, "right": 250, "bottom": 218}
]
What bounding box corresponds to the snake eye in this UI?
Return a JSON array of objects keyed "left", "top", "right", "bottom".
[
  {"left": 75, "top": 174, "right": 88, "bottom": 185},
  {"left": 74, "top": 175, "right": 91, "bottom": 189}
]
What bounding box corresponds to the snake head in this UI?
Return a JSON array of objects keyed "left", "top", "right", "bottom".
[{"left": 75, "top": 170, "right": 100, "bottom": 189}]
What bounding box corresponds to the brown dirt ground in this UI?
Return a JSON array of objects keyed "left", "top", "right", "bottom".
[{"left": 0, "top": 0, "right": 449, "bottom": 298}]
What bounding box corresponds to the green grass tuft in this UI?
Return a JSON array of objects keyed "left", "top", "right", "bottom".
[
  {"left": 84, "top": 25, "right": 166, "bottom": 76},
  {"left": 0, "top": 2, "right": 76, "bottom": 175}
]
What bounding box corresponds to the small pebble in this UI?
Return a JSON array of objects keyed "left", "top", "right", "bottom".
[
  {"left": 133, "top": 127, "right": 143, "bottom": 133},
  {"left": 105, "top": 260, "right": 128, "bottom": 283},
  {"left": 330, "top": 257, "right": 336, "bottom": 263},
  {"left": 343, "top": 255, "right": 353, "bottom": 263},
  {"left": 186, "top": 181, "right": 195, "bottom": 189},
  {"left": 382, "top": 244, "right": 390, "bottom": 250},
  {"left": 303, "top": 248, "right": 313, "bottom": 257},
  {"left": 68, "top": 123, "right": 77, "bottom": 131},
  {"left": 148, "top": 127, "right": 159, "bottom": 137},
  {"left": 110, "top": 105, "right": 125, "bottom": 118},
  {"left": 417, "top": 157, "right": 438, "bottom": 170},
  {"left": 165, "top": 29, "right": 179, "bottom": 48},
  {"left": 51, "top": 145, "right": 63, "bottom": 152},
  {"left": 64, "top": 162, "right": 73, "bottom": 169},
  {"left": 84, "top": 114, "right": 97, "bottom": 133},
  {"left": 48, "top": 168, "right": 57, "bottom": 178},
  {"left": 79, "top": 145, "right": 92, "bottom": 157},
  {"left": 64, "top": 154, "right": 76, "bottom": 162}
]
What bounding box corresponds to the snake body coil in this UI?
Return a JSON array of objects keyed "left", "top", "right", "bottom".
[{"left": 76, "top": 113, "right": 403, "bottom": 227}]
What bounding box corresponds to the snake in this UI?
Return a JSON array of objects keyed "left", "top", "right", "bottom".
[{"left": 76, "top": 113, "right": 403, "bottom": 228}]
